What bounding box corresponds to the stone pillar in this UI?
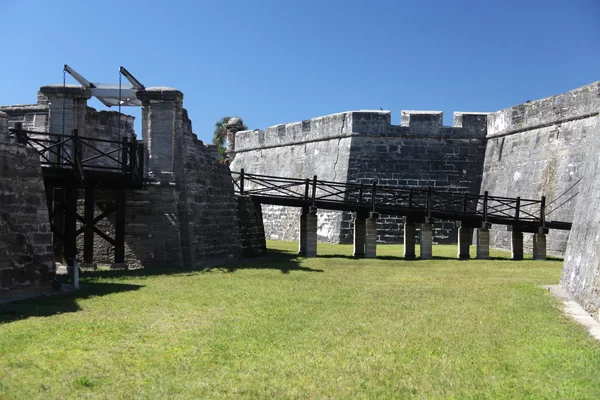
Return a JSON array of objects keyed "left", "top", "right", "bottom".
[
  {"left": 365, "top": 213, "right": 378, "bottom": 258},
  {"left": 511, "top": 231, "right": 524, "bottom": 260},
  {"left": 225, "top": 117, "right": 244, "bottom": 162},
  {"left": 420, "top": 222, "right": 433, "bottom": 259},
  {"left": 476, "top": 228, "right": 490, "bottom": 259},
  {"left": 298, "top": 207, "right": 308, "bottom": 255},
  {"left": 305, "top": 207, "right": 318, "bottom": 258},
  {"left": 136, "top": 87, "right": 184, "bottom": 179},
  {"left": 39, "top": 84, "right": 90, "bottom": 135},
  {"left": 533, "top": 233, "right": 547, "bottom": 260},
  {"left": 457, "top": 226, "right": 470, "bottom": 259},
  {"left": 353, "top": 213, "right": 367, "bottom": 257},
  {"left": 404, "top": 221, "right": 416, "bottom": 260},
  {"left": 0, "top": 111, "right": 8, "bottom": 142}
]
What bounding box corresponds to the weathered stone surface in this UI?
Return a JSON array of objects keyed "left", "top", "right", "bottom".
[
  {"left": 0, "top": 141, "right": 55, "bottom": 296},
  {"left": 231, "top": 110, "right": 487, "bottom": 244},
  {"left": 2, "top": 85, "right": 261, "bottom": 270},
  {"left": 0, "top": 111, "right": 7, "bottom": 141},
  {"left": 481, "top": 82, "right": 600, "bottom": 257},
  {"left": 237, "top": 196, "right": 267, "bottom": 258},
  {"left": 562, "top": 115, "right": 600, "bottom": 322},
  {"left": 0, "top": 104, "right": 48, "bottom": 132}
]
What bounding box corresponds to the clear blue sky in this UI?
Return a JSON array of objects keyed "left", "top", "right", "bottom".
[{"left": 1, "top": 0, "right": 598, "bottom": 142}]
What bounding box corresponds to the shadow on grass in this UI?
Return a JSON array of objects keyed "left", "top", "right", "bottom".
[
  {"left": 208, "top": 249, "right": 324, "bottom": 274},
  {"left": 0, "top": 281, "right": 143, "bottom": 324},
  {"left": 81, "top": 248, "right": 324, "bottom": 280},
  {"left": 315, "top": 254, "right": 516, "bottom": 261}
]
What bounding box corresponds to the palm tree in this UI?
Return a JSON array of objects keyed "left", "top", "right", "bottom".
[{"left": 213, "top": 116, "right": 247, "bottom": 161}]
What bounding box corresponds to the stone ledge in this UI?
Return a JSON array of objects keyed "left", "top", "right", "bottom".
[
  {"left": 136, "top": 87, "right": 183, "bottom": 102},
  {"left": 39, "top": 84, "right": 91, "bottom": 98},
  {"left": 545, "top": 285, "right": 600, "bottom": 341}
]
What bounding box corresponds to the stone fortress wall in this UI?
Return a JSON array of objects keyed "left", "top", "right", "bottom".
[
  {"left": 0, "top": 111, "right": 55, "bottom": 296},
  {"left": 0, "top": 85, "right": 266, "bottom": 278},
  {"left": 480, "top": 82, "right": 600, "bottom": 256},
  {"left": 231, "top": 110, "right": 488, "bottom": 244},
  {"left": 561, "top": 115, "right": 600, "bottom": 321},
  {"left": 231, "top": 82, "right": 600, "bottom": 258}
]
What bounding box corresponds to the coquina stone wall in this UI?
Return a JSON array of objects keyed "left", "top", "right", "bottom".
[
  {"left": 0, "top": 103, "right": 48, "bottom": 131},
  {"left": 0, "top": 129, "right": 55, "bottom": 296},
  {"left": 231, "top": 112, "right": 353, "bottom": 243},
  {"left": 480, "top": 82, "right": 600, "bottom": 257},
  {"left": 76, "top": 102, "right": 247, "bottom": 268},
  {"left": 561, "top": 115, "right": 600, "bottom": 322},
  {"left": 231, "top": 110, "right": 487, "bottom": 244},
  {"left": 2, "top": 86, "right": 261, "bottom": 269}
]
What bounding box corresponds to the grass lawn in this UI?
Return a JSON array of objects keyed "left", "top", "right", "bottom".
[{"left": 1, "top": 241, "right": 600, "bottom": 399}]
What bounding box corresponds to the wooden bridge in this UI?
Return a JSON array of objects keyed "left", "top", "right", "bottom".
[
  {"left": 10, "top": 124, "right": 144, "bottom": 267},
  {"left": 232, "top": 170, "right": 572, "bottom": 260}
]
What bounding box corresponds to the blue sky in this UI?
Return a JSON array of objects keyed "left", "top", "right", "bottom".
[{"left": 0, "top": 0, "right": 598, "bottom": 142}]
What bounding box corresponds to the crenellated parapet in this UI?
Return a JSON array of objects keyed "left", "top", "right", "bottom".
[
  {"left": 231, "top": 108, "right": 489, "bottom": 245},
  {"left": 233, "top": 110, "right": 488, "bottom": 153}
]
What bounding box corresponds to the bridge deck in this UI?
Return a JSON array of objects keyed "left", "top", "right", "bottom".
[{"left": 232, "top": 170, "right": 571, "bottom": 232}]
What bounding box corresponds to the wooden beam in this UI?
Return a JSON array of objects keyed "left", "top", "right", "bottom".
[
  {"left": 114, "top": 190, "right": 126, "bottom": 264},
  {"left": 83, "top": 186, "right": 95, "bottom": 264}
]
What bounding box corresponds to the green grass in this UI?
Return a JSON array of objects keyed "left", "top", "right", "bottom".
[{"left": 1, "top": 241, "right": 600, "bottom": 399}]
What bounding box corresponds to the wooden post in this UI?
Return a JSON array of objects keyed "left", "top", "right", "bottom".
[
  {"left": 311, "top": 175, "right": 317, "bottom": 207},
  {"left": 514, "top": 197, "right": 521, "bottom": 220},
  {"left": 426, "top": 186, "right": 432, "bottom": 218},
  {"left": 72, "top": 129, "right": 79, "bottom": 166},
  {"left": 83, "top": 186, "right": 95, "bottom": 264},
  {"left": 114, "top": 190, "right": 126, "bottom": 265},
  {"left": 304, "top": 178, "right": 310, "bottom": 201},
  {"left": 240, "top": 168, "right": 245, "bottom": 195},
  {"left": 540, "top": 196, "right": 546, "bottom": 229},
  {"left": 121, "top": 136, "right": 129, "bottom": 175},
  {"left": 483, "top": 191, "right": 489, "bottom": 223},
  {"left": 371, "top": 181, "right": 377, "bottom": 213},
  {"left": 52, "top": 188, "right": 65, "bottom": 262},
  {"left": 129, "top": 138, "right": 136, "bottom": 177}
]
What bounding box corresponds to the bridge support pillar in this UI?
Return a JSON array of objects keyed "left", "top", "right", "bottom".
[
  {"left": 403, "top": 221, "right": 416, "bottom": 260},
  {"left": 511, "top": 231, "right": 524, "bottom": 260},
  {"left": 306, "top": 207, "right": 318, "bottom": 258},
  {"left": 533, "top": 233, "right": 547, "bottom": 260},
  {"left": 353, "top": 212, "right": 367, "bottom": 257},
  {"left": 457, "top": 226, "right": 470, "bottom": 260},
  {"left": 298, "top": 207, "right": 308, "bottom": 256},
  {"left": 476, "top": 227, "right": 490, "bottom": 260},
  {"left": 420, "top": 222, "right": 433, "bottom": 259},
  {"left": 365, "top": 213, "right": 378, "bottom": 258}
]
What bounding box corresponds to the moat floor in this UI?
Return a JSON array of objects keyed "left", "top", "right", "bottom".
[{"left": 1, "top": 242, "right": 599, "bottom": 399}]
